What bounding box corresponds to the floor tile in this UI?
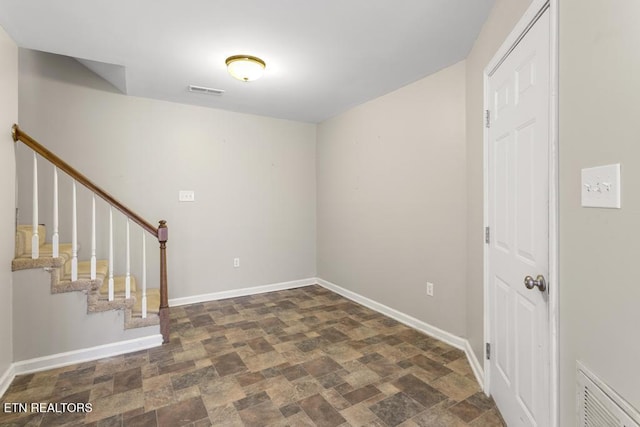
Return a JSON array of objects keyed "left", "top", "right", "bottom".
[
  {"left": 298, "top": 393, "right": 346, "bottom": 427},
  {"left": 124, "top": 410, "right": 157, "bottom": 427},
  {"left": 368, "top": 392, "right": 425, "bottom": 427},
  {"left": 302, "top": 356, "right": 342, "bottom": 378},
  {"left": 430, "top": 372, "right": 480, "bottom": 401},
  {"left": 213, "top": 352, "right": 247, "bottom": 377},
  {"left": 233, "top": 391, "right": 270, "bottom": 411},
  {"left": 341, "top": 384, "right": 381, "bottom": 405},
  {"left": 156, "top": 396, "right": 208, "bottom": 426},
  {"left": 393, "top": 373, "right": 447, "bottom": 409},
  {"left": 448, "top": 399, "right": 485, "bottom": 423},
  {"left": 237, "top": 398, "right": 284, "bottom": 426},
  {"left": 412, "top": 402, "right": 468, "bottom": 427},
  {"left": 279, "top": 402, "right": 301, "bottom": 417}
]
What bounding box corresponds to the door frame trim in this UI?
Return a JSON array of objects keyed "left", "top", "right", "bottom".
[{"left": 482, "top": 0, "right": 559, "bottom": 426}]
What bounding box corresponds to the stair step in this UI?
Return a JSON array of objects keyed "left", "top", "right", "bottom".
[
  {"left": 12, "top": 243, "right": 74, "bottom": 272},
  {"left": 60, "top": 260, "right": 108, "bottom": 283},
  {"left": 99, "top": 276, "right": 138, "bottom": 299},
  {"left": 132, "top": 288, "right": 160, "bottom": 316},
  {"left": 61, "top": 251, "right": 95, "bottom": 277},
  {"left": 14, "top": 242, "right": 72, "bottom": 260},
  {"left": 38, "top": 243, "right": 73, "bottom": 259},
  {"left": 15, "top": 224, "right": 46, "bottom": 256}
]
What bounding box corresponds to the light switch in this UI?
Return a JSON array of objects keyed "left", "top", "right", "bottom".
[
  {"left": 581, "top": 164, "right": 620, "bottom": 208},
  {"left": 179, "top": 190, "right": 195, "bottom": 202}
]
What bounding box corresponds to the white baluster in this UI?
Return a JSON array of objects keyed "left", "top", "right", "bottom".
[
  {"left": 141, "top": 231, "right": 147, "bottom": 318},
  {"left": 71, "top": 181, "right": 78, "bottom": 281},
  {"left": 90, "top": 195, "right": 96, "bottom": 280},
  {"left": 108, "top": 207, "right": 114, "bottom": 301},
  {"left": 31, "top": 152, "right": 39, "bottom": 259},
  {"left": 52, "top": 167, "right": 59, "bottom": 258},
  {"left": 125, "top": 219, "right": 131, "bottom": 299}
]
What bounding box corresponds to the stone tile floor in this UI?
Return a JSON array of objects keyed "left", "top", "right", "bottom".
[{"left": 0, "top": 285, "right": 505, "bottom": 426}]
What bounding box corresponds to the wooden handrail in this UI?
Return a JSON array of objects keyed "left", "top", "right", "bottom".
[
  {"left": 13, "top": 123, "right": 170, "bottom": 343},
  {"left": 12, "top": 124, "right": 158, "bottom": 237}
]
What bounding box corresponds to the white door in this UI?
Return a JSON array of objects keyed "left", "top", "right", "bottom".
[{"left": 487, "top": 8, "right": 550, "bottom": 427}]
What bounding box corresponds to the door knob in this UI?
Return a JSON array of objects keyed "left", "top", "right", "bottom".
[{"left": 524, "top": 275, "right": 547, "bottom": 292}]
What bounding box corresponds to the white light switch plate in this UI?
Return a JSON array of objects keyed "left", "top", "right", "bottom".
[
  {"left": 179, "top": 190, "right": 195, "bottom": 202},
  {"left": 581, "top": 164, "right": 620, "bottom": 208}
]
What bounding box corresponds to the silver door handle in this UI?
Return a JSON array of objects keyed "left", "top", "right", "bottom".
[{"left": 524, "top": 275, "right": 546, "bottom": 292}]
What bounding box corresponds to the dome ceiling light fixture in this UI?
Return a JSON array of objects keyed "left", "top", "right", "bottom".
[{"left": 225, "top": 55, "right": 266, "bottom": 82}]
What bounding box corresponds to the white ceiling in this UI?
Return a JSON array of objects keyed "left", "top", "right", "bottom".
[{"left": 0, "top": 0, "right": 495, "bottom": 123}]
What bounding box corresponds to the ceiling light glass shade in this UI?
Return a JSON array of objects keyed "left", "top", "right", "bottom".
[{"left": 225, "top": 55, "right": 266, "bottom": 82}]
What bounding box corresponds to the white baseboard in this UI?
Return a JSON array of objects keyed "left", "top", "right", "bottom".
[
  {"left": 0, "top": 363, "right": 16, "bottom": 399},
  {"left": 169, "top": 278, "right": 317, "bottom": 307},
  {"left": 0, "top": 334, "right": 163, "bottom": 397},
  {"left": 315, "top": 278, "right": 466, "bottom": 348},
  {"left": 1, "top": 334, "right": 162, "bottom": 397},
  {"left": 315, "top": 277, "right": 484, "bottom": 389},
  {"left": 464, "top": 339, "right": 485, "bottom": 389}
]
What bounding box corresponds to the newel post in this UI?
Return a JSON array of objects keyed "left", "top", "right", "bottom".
[{"left": 158, "top": 220, "right": 170, "bottom": 343}]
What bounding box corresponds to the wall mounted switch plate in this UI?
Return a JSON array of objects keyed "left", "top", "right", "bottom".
[
  {"left": 179, "top": 190, "right": 195, "bottom": 202},
  {"left": 581, "top": 164, "right": 621, "bottom": 208}
]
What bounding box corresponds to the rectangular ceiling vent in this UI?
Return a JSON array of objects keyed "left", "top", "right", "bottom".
[
  {"left": 577, "top": 362, "right": 640, "bottom": 427},
  {"left": 188, "top": 85, "right": 224, "bottom": 96}
]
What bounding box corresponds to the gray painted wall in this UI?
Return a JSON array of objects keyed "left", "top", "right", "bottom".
[
  {"left": 0, "top": 26, "right": 17, "bottom": 380},
  {"left": 559, "top": 0, "right": 640, "bottom": 423},
  {"left": 317, "top": 61, "right": 468, "bottom": 336},
  {"left": 464, "top": 0, "right": 533, "bottom": 364},
  {"left": 17, "top": 50, "right": 317, "bottom": 301}
]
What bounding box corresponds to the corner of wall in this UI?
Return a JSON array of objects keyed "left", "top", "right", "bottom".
[{"left": 0, "top": 23, "right": 18, "bottom": 393}]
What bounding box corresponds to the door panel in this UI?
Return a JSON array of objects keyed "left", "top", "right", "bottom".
[
  {"left": 494, "top": 134, "right": 511, "bottom": 253},
  {"left": 515, "top": 293, "right": 535, "bottom": 417},
  {"left": 495, "top": 276, "right": 512, "bottom": 385},
  {"left": 515, "top": 121, "right": 536, "bottom": 264},
  {"left": 488, "top": 8, "right": 550, "bottom": 427}
]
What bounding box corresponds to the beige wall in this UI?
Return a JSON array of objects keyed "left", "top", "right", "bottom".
[
  {"left": 464, "top": 0, "right": 532, "bottom": 361},
  {"left": 317, "top": 61, "right": 467, "bottom": 336},
  {"left": 559, "top": 0, "right": 640, "bottom": 423},
  {"left": 0, "top": 26, "right": 17, "bottom": 380},
  {"left": 18, "top": 49, "right": 317, "bottom": 301}
]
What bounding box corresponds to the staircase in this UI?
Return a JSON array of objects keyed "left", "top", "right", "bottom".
[
  {"left": 13, "top": 224, "right": 160, "bottom": 330},
  {"left": 12, "top": 124, "right": 170, "bottom": 344}
]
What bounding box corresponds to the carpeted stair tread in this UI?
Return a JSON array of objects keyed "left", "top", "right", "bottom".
[
  {"left": 125, "top": 288, "right": 160, "bottom": 329},
  {"left": 36, "top": 243, "right": 73, "bottom": 258},
  {"left": 99, "top": 275, "right": 138, "bottom": 299},
  {"left": 15, "top": 224, "right": 46, "bottom": 255},
  {"left": 62, "top": 254, "right": 97, "bottom": 277},
  {"left": 60, "top": 260, "right": 108, "bottom": 283},
  {"left": 14, "top": 242, "right": 73, "bottom": 260},
  {"left": 132, "top": 288, "right": 160, "bottom": 316},
  {"left": 12, "top": 243, "right": 74, "bottom": 271}
]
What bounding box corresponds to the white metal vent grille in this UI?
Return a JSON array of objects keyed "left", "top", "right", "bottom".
[
  {"left": 188, "top": 85, "right": 225, "bottom": 95},
  {"left": 578, "top": 363, "right": 640, "bottom": 427}
]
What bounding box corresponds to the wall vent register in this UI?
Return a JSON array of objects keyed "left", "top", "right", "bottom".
[{"left": 577, "top": 362, "right": 640, "bottom": 427}]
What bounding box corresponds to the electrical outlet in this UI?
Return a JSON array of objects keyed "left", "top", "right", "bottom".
[
  {"left": 233, "top": 257, "right": 240, "bottom": 268},
  {"left": 426, "top": 282, "right": 434, "bottom": 297}
]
